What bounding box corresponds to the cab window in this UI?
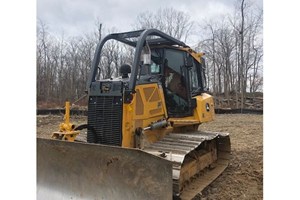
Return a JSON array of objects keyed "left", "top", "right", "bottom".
[{"left": 163, "top": 49, "right": 190, "bottom": 116}]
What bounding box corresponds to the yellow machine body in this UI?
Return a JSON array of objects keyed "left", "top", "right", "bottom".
[
  {"left": 37, "top": 29, "right": 230, "bottom": 200},
  {"left": 120, "top": 47, "right": 214, "bottom": 148},
  {"left": 122, "top": 81, "right": 215, "bottom": 148},
  {"left": 51, "top": 101, "right": 79, "bottom": 142}
]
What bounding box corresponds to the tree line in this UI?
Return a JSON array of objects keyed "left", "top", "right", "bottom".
[
  {"left": 37, "top": 0, "right": 263, "bottom": 108},
  {"left": 37, "top": 22, "right": 132, "bottom": 106},
  {"left": 198, "top": 0, "right": 263, "bottom": 108}
]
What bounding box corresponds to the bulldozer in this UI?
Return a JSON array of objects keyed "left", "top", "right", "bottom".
[{"left": 37, "top": 29, "right": 231, "bottom": 200}]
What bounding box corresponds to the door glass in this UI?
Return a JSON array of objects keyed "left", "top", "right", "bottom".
[
  {"left": 189, "top": 61, "right": 201, "bottom": 95},
  {"left": 164, "top": 49, "right": 190, "bottom": 116}
]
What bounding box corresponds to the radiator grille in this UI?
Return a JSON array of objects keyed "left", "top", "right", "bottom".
[{"left": 87, "top": 96, "right": 122, "bottom": 146}]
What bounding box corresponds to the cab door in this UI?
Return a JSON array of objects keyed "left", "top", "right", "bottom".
[{"left": 163, "top": 48, "right": 194, "bottom": 117}]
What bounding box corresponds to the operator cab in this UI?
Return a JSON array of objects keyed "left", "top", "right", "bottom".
[
  {"left": 138, "top": 46, "right": 207, "bottom": 118},
  {"left": 88, "top": 29, "right": 208, "bottom": 119}
]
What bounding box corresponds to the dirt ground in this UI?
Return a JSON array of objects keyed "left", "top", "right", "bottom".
[
  {"left": 36, "top": 114, "right": 263, "bottom": 200},
  {"left": 196, "top": 114, "right": 263, "bottom": 200}
]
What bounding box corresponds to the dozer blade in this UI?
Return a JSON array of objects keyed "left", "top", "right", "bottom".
[
  {"left": 144, "top": 131, "right": 231, "bottom": 199},
  {"left": 37, "top": 138, "right": 173, "bottom": 200}
]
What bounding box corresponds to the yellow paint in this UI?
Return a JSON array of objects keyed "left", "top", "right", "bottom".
[
  {"left": 122, "top": 83, "right": 168, "bottom": 147},
  {"left": 179, "top": 47, "right": 205, "bottom": 63},
  {"left": 122, "top": 99, "right": 135, "bottom": 147},
  {"left": 168, "top": 93, "right": 215, "bottom": 127},
  {"left": 194, "top": 93, "right": 215, "bottom": 123},
  {"left": 51, "top": 101, "right": 79, "bottom": 142},
  {"left": 120, "top": 79, "right": 215, "bottom": 147},
  {"left": 120, "top": 55, "right": 215, "bottom": 146}
]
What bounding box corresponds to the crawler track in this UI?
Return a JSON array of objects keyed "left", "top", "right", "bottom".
[{"left": 143, "top": 131, "right": 231, "bottom": 200}]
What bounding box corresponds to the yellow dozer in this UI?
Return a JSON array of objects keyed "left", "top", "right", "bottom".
[{"left": 37, "top": 29, "right": 231, "bottom": 200}]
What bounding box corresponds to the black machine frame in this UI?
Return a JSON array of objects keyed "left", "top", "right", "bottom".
[{"left": 87, "top": 29, "right": 189, "bottom": 103}]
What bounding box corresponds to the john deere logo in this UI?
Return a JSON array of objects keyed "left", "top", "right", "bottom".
[{"left": 206, "top": 103, "right": 210, "bottom": 112}]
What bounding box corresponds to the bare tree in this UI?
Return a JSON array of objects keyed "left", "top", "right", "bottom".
[
  {"left": 197, "top": 0, "right": 263, "bottom": 108},
  {"left": 134, "top": 7, "right": 194, "bottom": 42},
  {"left": 37, "top": 20, "right": 99, "bottom": 105},
  {"left": 36, "top": 2, "right": 262, "bottom": 109},
  {"left": 239, "top": 0, "right": 246, "bottom": 109}
]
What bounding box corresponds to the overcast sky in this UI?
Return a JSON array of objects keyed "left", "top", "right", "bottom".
[{"left": 37, "top": 0, "right": 263, "bottom": 42}]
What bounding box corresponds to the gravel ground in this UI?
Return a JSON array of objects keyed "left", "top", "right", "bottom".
[{"left": 36, "top": 114, "right": 263, "bottom": 200}]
